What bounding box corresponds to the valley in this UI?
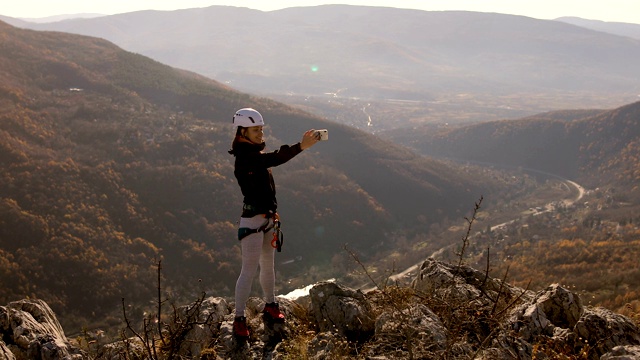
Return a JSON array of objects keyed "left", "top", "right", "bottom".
[
  {"left": 280, "top": 166, "right": 578, "bottom": 290},
  {"left": 322, "top": 168, "right": 640, "bottom": 320},
  {"left": 12, "top": 5, "right": 640, "bottom": 138},
  {"left": 269, "top": 91, "right": 639, "bottom": 133},
  {"left": 379, "top": 176, "right": 585, "bottom": 290},
  {"left": 1, "top": 7, "right": 640, "bottom": 335}
]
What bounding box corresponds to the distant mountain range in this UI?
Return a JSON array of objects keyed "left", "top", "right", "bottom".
[
  {"left": 18, "top": 13, "right": 105, "bottom": 23},
  {"left": 5, "top": 5, "right": 640, "bottom": 113},
  {"left": 556, "top": 16, "right": 640, "bottom": 40}
]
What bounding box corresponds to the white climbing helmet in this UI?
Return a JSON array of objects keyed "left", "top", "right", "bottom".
[{"left": 233, "top": 108, "right": 265, "bottom": 127}]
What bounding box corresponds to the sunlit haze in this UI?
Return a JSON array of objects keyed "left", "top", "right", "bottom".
[{"left": 2, "top": 0, "right": 640, "bottom": 24}]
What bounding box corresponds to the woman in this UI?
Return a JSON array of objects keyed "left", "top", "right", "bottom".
[{"left": 228, "top": 107, "right": 320, "bottom": 338}]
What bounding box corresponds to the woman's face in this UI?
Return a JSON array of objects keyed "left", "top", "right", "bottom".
[{"left": 243, "top": 126, "right": 264, "bottom": 144}]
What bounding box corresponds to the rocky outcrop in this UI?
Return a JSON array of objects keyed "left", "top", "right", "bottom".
[
  {"left": 0, "top": 299, "right": 83, "bottom": 360},
  {"left": 601, "top": 345, "right": 640, "bottom": 359},
  {"left": 309, "top": 281, "right": 375, "bottom": 341},
  {"left": 4, "top": 258, "right": 640, "bottom": 359},
  {"left": 411, "top": 257, "right": 534, "bottom": 307},
  {"left": 411, "top": 259, "right": 640, "bottom": 360}
]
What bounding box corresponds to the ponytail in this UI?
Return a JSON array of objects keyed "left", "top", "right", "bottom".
[{"left": 229, "top": 127, "right": 245, "bottom": 155}]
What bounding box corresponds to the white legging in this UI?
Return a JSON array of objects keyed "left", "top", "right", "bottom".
[{"left": 234, "top": 215, "right": 276, "bottom": 317}]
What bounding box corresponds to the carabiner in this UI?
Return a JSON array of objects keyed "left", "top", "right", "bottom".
[{"left": 271, "top": 220, "right": 283, "bottom": 252}]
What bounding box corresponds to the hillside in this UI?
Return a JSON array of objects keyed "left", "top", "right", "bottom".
[
  {"left": 0, "top": 21, "right": 507, "bottom": 329},
  {"left": 9, "top": 5, "right": 640, "bottom": 123},
  {"left": 384, "top": 101, "right": 640, "bottom": 200},
  {"left": 378, "top": 100, "right": 640, "bottom": 323}
]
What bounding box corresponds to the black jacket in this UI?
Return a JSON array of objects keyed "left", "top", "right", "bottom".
[{"left": 230, "top": 141, "right": 303, "bottom": 214}]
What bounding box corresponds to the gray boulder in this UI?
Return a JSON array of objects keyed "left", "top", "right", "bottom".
[
  {"left": 0, "top": 299, "right": 83, "bottom": 360},
  {"left": 601, "top": 345, "right": 640, "bottom": 359},
  {"left": 0, "top": 340, "right": 16, "bottom": 360},
  {"left": 309, "top": 281, "right": 375, "bottom": 341},
  {"left": 502, "top": 283, "right": 640, "bottom": 359},
  {"left": 575, "top": 307, "right": 640, "bottom": 358},
  {"left": 174, "top": 296, "right": 231, "bottom": 358},
  {"left": 511, "top": 283, "right": 584, "bottom": 340},
  {"left": 411, "top": 257, "right": 532, "bottom": 307}
]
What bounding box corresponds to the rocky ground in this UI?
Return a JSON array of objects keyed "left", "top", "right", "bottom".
[{"left": 2, "top": 258, "right": 640, "bottom": 359}]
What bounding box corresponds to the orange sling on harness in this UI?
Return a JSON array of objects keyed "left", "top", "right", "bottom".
[{"left": 271, "top": 219, "right": 283, "bottom": 252}]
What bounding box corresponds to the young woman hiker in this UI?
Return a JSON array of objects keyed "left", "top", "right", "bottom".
[{"left": 228, "top": 107, "right": 321, "bottom": 338}]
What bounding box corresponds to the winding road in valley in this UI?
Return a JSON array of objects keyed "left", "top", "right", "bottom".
[
  {"left": 282, "top": 173, "right": 585, "bottom": 298},
  {"left": 366, "top": 177, "right": 585, "bottom": 291}
]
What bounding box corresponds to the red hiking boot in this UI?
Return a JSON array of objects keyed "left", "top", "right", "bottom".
[
  {"left": 263, "top": 302, "right": 285, "bottom": 323},
  {"left": 233, "top": 316, "right": 249, "bottom": 338}
]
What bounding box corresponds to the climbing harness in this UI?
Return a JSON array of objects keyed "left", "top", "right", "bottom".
[
  {"left": 237, "top": 210, "right": 284, "bottom": 252},
  {"left": 237, "top": 219, "right": 272, "bottom": 241}
]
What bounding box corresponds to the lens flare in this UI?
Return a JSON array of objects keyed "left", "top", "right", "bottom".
[{"left": 310, "top": 65, "right": 319, "bottom": 72}]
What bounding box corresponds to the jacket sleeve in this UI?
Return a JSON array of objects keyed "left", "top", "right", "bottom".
[{"left": 248, "top": 143, "right": 303, "bottom": 169}]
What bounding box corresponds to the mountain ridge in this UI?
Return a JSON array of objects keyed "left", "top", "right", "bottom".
[
  {"left": 556, "top": 16, "right": 640, "bottom": 40},
  {"left": 383, "top": 100, "right": 640, "bottom": 201},
  {"left": 9, "top": 5, "right": 640, "bottom": 109}
]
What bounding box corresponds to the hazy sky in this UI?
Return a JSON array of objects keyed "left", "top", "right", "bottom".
[{"left": 2, "top": 0, "right": 640, "bottom": 24}]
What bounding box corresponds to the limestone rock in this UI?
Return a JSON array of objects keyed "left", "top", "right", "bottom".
[
  {"left": 309, "top": 281, "right": 375, "bottom": 341},
  {"left": 500, "top": 283, "right": 640, "bottom": 359},
  {"left": 601, "top": 345, "right": 640, "bottom": 359},
  {"left": 536, "top": 284, "right": 583, "bottom": 329},
  {"left": 510, "top": 284, "right": 583, "bottom": 341},
  {"left": 0, "top": 340, "right": 16, "bottom": 360},
  {"left": 411, "top": 257, "right": 532, "bottom": 307},
  {"left": 574, "top": 306, "right": 640, "bottom": 357},
  {"left": 0, "top": 299, "right": 83, "bottom": 360},
  {"left": 174, "top": 296, "right": 230, "bottom": 358}
]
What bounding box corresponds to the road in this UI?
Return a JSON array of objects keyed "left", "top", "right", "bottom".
[
  {"left": 361, "top": 176, "right": 585, "bottom": 292},
  {"left": 282, "top": 176, "right": 585, "bottom": 298}
]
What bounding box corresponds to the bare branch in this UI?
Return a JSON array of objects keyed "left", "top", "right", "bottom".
[{"left": 456, "top": 196, "right": 483, "bottom": 269}]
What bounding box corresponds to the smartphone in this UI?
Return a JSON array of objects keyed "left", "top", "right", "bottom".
[{"left": 315, "top": 129, "right": 329, "bottom": 141}]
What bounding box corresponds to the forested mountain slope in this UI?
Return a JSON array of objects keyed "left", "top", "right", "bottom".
[
  {"left": 384, "top": 101, "right": 640, "bottom": 201},
  {"left": 0, "top": 21, "right": 500, "bottom": 328}
]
